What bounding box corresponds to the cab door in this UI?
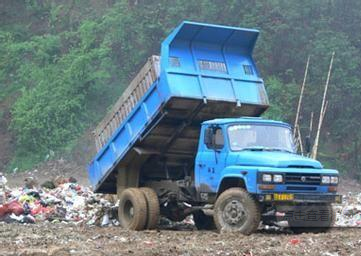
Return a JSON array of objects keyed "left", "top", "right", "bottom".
[{"left": 195, "top": 125, "right": 227, "bottom": 194}]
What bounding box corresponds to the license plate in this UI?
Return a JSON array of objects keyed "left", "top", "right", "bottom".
[{"left": 273, "top": 193, "right": 294, "bottom": 201}]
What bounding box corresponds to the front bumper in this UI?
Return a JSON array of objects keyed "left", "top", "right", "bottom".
[{"left": 257, "top": 193, "right": 342, "bottom": 204}]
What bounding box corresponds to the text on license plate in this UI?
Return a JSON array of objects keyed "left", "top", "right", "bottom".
[{"left": 273, "top": 193, "right": 294, "bottom": 201}]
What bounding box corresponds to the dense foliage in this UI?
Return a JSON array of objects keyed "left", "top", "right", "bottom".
[{"left": 0, "top": 0, "right": 360, "bottom": 176}]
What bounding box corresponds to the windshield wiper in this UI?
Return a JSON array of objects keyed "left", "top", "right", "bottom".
[
  {"left": 241, "top": 146, "right": 269, "bottom": 151},
  {"left": 241, "top": 146, "right": 294, "bottom": 154},
  {"left": 265, "top": 147, "right": 295, "bottom": 154}
]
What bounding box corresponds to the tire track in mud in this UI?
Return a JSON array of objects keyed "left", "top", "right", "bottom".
[{"left": 0, "top": 223, "right": 360, "bottom": 256}]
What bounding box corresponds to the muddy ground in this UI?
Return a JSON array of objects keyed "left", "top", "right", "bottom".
[
  {"left": 2, "top": 161, "right": 361, "bottom": 256},
  {"left": 0, "top": 223, "right": 360, "bottom": 256}
]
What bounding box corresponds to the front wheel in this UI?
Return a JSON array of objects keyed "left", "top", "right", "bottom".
[{"left": 213, "top": 188, "right": 260, "bottom": 235}]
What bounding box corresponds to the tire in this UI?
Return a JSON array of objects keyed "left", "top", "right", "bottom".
[
  {"left": 118, "top": 188, "right": 148, "bottom": 230},
  {"left": 213, "top": 188, "right": 260, "bottom": 235},
  {"left": 288, "top": 204, "right": 335, "bottom": 234},
  {"left": 140, "top": 187, "right": 160, "bottom": 229},
  {"left": 193, "top": 210, "right": 216, "bottom": 230}
]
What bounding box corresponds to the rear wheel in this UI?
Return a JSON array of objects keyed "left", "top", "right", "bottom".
[
  {"left": 193, "top": 210, "right": 216, "bottom": 230},
  {"left": 140, "top": 187, "right": 160, "bottom": 229},
  {"left": 118, "top": 188, "right": 148, "bottom": 230},
  {"left": 288, "top": 204, "right": 335, "bottom": 234},
  {"left": 213, "top": 188, "right": 260, "bottom": 235}
]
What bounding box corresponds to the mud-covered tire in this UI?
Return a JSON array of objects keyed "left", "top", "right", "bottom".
[
  {"left": 288, "top": 204, "right": 335, "bottom": 234},
  {"left": 213, "top": 188, "right": 260, "bottom": 235},
  {"left": 140, "top": 187, "right": 160, "bottom": 229},
  {"left": 193, "top": 210, "right": 216, "bottom": 230},
  {"left": 118, "top": 188, "right": 148, "bottom": 230}
]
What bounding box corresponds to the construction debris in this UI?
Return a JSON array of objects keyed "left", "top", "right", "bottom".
[
  {"left": 0, "top": 174, "right": 118, "bottom": 226},
  {"left": 1, "top": 172, "right": 361, "bottom": 229},
  {"left": 335, "top": 192, "right": 361, "bottom": 227}
]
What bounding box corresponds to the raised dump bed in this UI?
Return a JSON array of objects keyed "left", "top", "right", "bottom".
[{"left": 88, "top": 21, "right": 269, "bottom": 193}]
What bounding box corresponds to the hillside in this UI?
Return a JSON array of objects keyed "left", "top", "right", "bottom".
[{"left": 0, "top": 0, "right": 360, "bottom": 177}]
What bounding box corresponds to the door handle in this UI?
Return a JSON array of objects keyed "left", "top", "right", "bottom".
[{"left": 198, "top": 163, "right": 206, "bottom": 167}]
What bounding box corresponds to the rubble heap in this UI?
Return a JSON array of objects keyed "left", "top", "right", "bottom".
[
  {"left": 0, "top": 174, "right": 118, "bottom": 226},
  {"left": 335, "top": 192, "right": 361, "bottom": 227},
  {"left": 1, "top": 171, "right": 361, "bottom": 228}
]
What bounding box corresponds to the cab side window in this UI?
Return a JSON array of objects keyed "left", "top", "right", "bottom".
[
  {"left": 214, "top": 128, "right": 224, "bottom": 148},
  {"left": 205, "top": 127, "right": 224, "bottom": 150}
]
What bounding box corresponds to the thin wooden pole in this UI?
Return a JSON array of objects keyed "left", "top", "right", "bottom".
[
  {"left": 297, "top": 125, "right": 304, "bottom": 155},
  {"left": 309, "top": 111, "right": 314, "bottom": 137},
  {"left": 306, "top": 112, "right": 314, "bottom": 157},
  {"left": 294, "top": 125, "right": 300, "bottom": 152},
  {"left": 321, "top": 101, "right": 329, "bottom": 124},
  {"left": 294, "top": 124, "right": 298, "bottom": 149},
  {"left": 312, "top": 52, "right": 335, "bottom": 159},
  {"left": 294, "top": 56, "right": 311, "bottom": 135}
]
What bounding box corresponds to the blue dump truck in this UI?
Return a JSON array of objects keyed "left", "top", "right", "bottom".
[{"left": 88, "top": 21, "right": 341, "bottom": 234}]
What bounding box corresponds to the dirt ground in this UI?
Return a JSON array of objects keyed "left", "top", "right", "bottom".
[
  {"left": 0, "top": 223, "right": 360, "bottom": 256},
  {"left": 2, "top": 161, "right": 361, "bottom": 256}
]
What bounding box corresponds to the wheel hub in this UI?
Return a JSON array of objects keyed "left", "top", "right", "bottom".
[
  {"left": 124, "top": 200, "right": 135, "bottom": 221},
  {"left": 223, "top": 200, "right": 247, "bottom": 226}
]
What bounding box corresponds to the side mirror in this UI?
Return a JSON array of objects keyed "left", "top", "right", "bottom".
[
  {"left": 305, "top": 136, "right": 312, "bottom": 154},
  {"left": 204, "top": 128, "right": 213, "bottom": 148}
]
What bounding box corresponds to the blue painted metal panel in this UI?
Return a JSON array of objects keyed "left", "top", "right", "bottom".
[
  {"left": 167, "top": 73, "right": 202, "bottom": 98},
  {"left": 88, "top": 81, "right": 165, "bottom": 190},
  {"left": 160, "top": 21, "right": 268, "bottom": 106},
  {"left": 233, "top": 80, "right": 262, "bottom": 104},
  {"left": 201, "top": 165, "right": 338, "bottom": 194}
]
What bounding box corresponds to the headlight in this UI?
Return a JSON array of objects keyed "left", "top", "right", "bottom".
[
  {"left": 321, "top": 176, "right": 331, "bottom": 184},
  {"left": 262, "top": 174, "right": 272, "bottom": 182},
  {"left": 330, "top": 176, "right": 339, "bottom": 184},
  {"left": 273, "top": 174, "right": 283, "bottom": 183}
]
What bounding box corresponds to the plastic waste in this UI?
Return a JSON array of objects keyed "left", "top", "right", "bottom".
[
  {"left": 101, "top": 213, "right": 110, "bottom": 226},
  {"left": 290, "top": 238, "right": 301, "bottom": 245},
  {"left": 335, "top": 192, "right": 361, "bottom": 227},
  {"left": 7, "top": 201, "right": 24, "bottom": 216},
  {"left": 0, "top": 176, "right": 116, "bottom": 226}
]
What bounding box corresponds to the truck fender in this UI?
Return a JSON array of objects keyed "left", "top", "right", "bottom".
[
  {"left": 217, "top": 166, "right": 258, "bottom": 196},
  {"left": 217, "top": 174, "right": 248, "bottom": 197}
]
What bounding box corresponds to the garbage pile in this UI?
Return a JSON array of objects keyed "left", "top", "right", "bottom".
[
  {"left": 0, "top": 173, "right": 118, "bottom": 226},
  {"left": 1, "top": 170, "right": 361, "bottom": 228},
  {"left": 335, "top": 192, "right": 361, "bottom": 227}
]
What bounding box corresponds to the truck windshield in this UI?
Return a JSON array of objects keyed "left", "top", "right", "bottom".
[{"left": 228, "top": 124, "right": 295, "bottom": 153}]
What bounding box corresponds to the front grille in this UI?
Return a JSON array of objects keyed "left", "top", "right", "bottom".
[
  {"left": 294, "top": 194, "right": 336, "bottom": 202},
  {"left": 286, "top": 186, "right": 317, "bottom": 191},
  {"left": 285, "top": 173, "right": 321, "bottom": 185}
]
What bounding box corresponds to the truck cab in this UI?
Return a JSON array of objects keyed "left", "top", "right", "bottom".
[
  {"left": 193, "top": 117, "right": 340, "bottom": 233},
  {"left": 197, "top": 117, "right": 340, "bottom": 199}
]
